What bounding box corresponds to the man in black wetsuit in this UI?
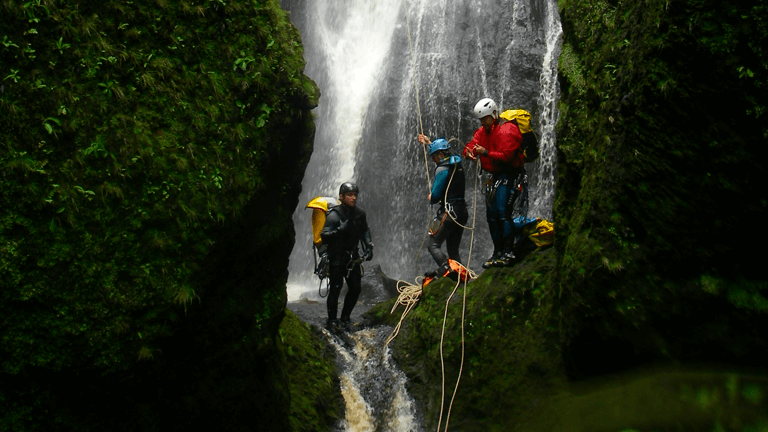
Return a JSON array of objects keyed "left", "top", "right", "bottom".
[{"left": 320, "top": 182, "right": 373, "bottom": 329}]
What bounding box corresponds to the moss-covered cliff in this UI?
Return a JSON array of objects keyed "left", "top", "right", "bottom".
[
  {"left": 368, "top": 0, "right": 768, "bottom": 430},
  {"left": 0, "top": 0, "right": 321, "bottom": 430},
  {"left": 281, "top": 310, "right": 345, "bottom": 432},
  {"left": 555, "top": 0, "right": 767, "bottom": 373}
]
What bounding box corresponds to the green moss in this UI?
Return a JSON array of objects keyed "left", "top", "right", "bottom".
[
  {"left": 367, "top": 0, "right": 768, "bottom": 429},
  {"left": 1, "top": 0, "right": 316, "bottom": 374},
  {"left": 280, "top": 310, "right": 344, "bottom": 432},
  {"left": 1, "top": 0, "right": 318, "bottom": 430},
  {"left": 367, "top": 248, "right": 566, "bottom": 431},
  {"left": 554, "top": 0, "right": 768, "bottom": 350}
]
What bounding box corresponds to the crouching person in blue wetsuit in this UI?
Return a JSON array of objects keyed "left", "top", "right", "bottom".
[
  {"left": 418, "top": 134, "right": 469, "bottom": 277},
  {"left": 320, "top": 182, "right": 373, "bottom": 330}
]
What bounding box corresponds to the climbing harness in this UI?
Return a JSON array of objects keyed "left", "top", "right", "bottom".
[
  {"left": 314, "top": 249, "right": 331, "bottom": 298},
  {"left": 345, "top": 249, "right": 365, "bottom": 278},
  {"left": 484, "top": 170, "right": 530, "bottom": 221},
  {"left": 429, "top": 211, "right": 448, "bottom": 236}
]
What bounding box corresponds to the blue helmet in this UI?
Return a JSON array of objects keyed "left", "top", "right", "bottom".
[{"left": 427, "top": 138, "right": 450, "bottom": 156}]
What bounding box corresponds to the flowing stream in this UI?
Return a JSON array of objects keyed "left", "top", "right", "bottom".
[{"left": 280, "top": 0, "right": 562, "bottom": 429}]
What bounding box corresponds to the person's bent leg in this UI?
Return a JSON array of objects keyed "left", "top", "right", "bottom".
[
  {"left": 446, "top": 205, "right": 468, "bottom": 264},
  {"left": 428, "top": 213, "right": 451, "bottom": 267}
]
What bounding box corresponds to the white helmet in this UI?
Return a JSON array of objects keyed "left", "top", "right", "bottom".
[{"left": 473, "top": 98, "right": 498, "bottom": 120}]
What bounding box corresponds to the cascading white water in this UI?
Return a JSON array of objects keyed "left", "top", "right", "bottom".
[
  {"left": 282, "top": 0, "right": 562, "bottom": 301},
  {"left": 324, "top": 327, "right": 423, "bottom": 432},
  {"left": 528, "top": 0, "right": 563, "bottom": 219},
  {"left": 282, "top": 0, "right": 404, "bottom": 301}
]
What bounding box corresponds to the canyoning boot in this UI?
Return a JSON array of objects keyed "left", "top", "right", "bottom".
[
  {"left": 339, "top": 316, "right": 352, "bottom": 331},
  {"left": 495, "top": 252, "right": 516, "bottom": 267},
  {"left": 325, "top": 318, "right": 339, "bottom": 331},
  {"left": 439, "top": 261, "right": 459, "bottom": 281},
  {"left": 482, "top": 252, "right": 501, "bottom": 269}
]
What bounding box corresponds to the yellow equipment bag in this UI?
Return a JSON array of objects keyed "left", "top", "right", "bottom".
[
  {"left": 500, "top": 109, "right": 533, "bottom": 133},
  {"left": 522, "top": 218, "right": 554, "bottom": 247},
  {"left": 500, "top": 109, "right": 539, "bottom": 162},
  {"left": 306, "top": 196, "right": 339, "bottom": 246}
]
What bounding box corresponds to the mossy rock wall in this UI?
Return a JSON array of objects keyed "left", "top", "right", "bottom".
[
  {"left": 1, "top": 1, "right": 318, "bottom": 430},
  {"left": 281, "top": 310, "right": 345, "bottom": 432},
  {"left": 555, "top": 0, "right": 768, "bottom": 373},
  {"left": 369, "top": 0, "right": 768, "bottom": 430}
]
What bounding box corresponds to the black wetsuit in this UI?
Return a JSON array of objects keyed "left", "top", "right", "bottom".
[
  {"left": 428, "top": 155, "right": 468, "bottom": 268},
  {"left": 320, "top": 204, "right": 373, "bottom": 321}
]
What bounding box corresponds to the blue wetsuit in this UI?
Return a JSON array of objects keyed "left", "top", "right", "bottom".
[{"left": 428, "top": 155, "right": 468, "bottom": 267}]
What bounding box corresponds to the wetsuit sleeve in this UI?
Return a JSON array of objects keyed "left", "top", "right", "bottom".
[
  {"left": 430, "top": 166, "right": 449, "bottom": 204},
  {"left": 486, "top": 123, "right": 522, "bottom": 165},
  {"left": 358, "top": 211, "right": 373, "bottom": 253},
  {"left": 361, "top": 227, "right": 373, "bottom": 251},
  {"left": 462, "top": 128, "right": 483, "bottom": 157}
]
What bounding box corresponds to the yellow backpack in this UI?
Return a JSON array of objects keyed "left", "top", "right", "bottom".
[
  {"left": 521, "top": 218, "right": 554, "bottom": 247},
  {"left": 500, "top": 109, "right": 539, "bottom": 162},
  {"left": 306, "top": 196, "right": 339, "bottom": 247}
]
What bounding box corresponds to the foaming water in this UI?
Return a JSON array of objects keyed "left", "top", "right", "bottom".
[{"left": 324, "top": 327, "right": 423, "bottom": 432}]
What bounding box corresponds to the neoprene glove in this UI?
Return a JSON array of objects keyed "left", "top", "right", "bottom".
[{"left": 365, "top": 248, "right": 373, "bottom": 261}]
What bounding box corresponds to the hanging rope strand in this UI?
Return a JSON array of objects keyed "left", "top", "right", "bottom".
[
  {"left": 397, "top": 5, "right": 482, "bottom": 429},
  {"left": 404, "top": 0, "right": 424, "bottom": 136},
  {"left": 437, "top": 157, "right": 479, "bottom": 432},
  {"left": 404, "top": 0, "right": 431, "bottom": 192}
]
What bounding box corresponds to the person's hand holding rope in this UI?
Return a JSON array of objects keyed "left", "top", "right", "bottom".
[{"left": 465, "top": 144, "right": 486, "bottom": 160}]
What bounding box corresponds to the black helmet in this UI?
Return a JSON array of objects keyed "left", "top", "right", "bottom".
[{"left": 339, "top": 182, "right": 359, "bottom": 195}]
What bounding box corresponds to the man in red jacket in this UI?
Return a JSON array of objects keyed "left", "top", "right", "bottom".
[{"left": 463, "top": 98, "right": 525, "bottom": 268}]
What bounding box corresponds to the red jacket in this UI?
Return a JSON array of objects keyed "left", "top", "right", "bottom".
[{"left": 462, "top": 120, "right": 524, "bottom": 174}]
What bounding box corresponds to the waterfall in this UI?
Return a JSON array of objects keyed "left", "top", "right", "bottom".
[
  {"left": 529, "top": 0, "right": 563, "bottom": 220},
  {"left": 282, "top": 0, "right": 562, "bottom": 301}
]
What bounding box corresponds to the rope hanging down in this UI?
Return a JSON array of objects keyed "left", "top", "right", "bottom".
[
  {"left": 384, "top": 158, "right": 481, "bottom": 432},
  {"left": 396, "top": 1, "right": 482, "bottom": 430},
  {"left": 403, "top": 0, "right": 430, "bottom": 192},
  {"left": 436, "top": 158, "right": 479, "bottom": 432}
]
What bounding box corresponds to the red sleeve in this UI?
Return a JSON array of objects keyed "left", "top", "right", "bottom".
[
  {"left": 462, "top": 128, "right": 484, "bottom": 157},
  {"left": 486, "top": 123, "right": 522, "bottom": 165}
]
